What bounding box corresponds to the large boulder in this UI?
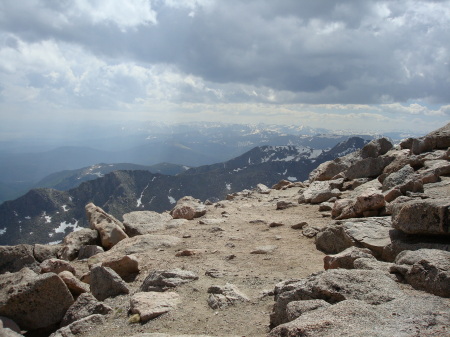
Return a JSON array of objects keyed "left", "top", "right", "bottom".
[
  {"left": 390, "top": 249, "right": 450, "bottom": 297},
  {"left": 299, "top": 180, "right": 341, "bottom": 204},
  {"left": 58, "top": 271, "right": 90, "bottom": 297},
  {"left": 140, "top": 268, "right": 199, "bottom": 292},
  {"left": 360, "top": 137, "right": 393, "bottom": 159},
  {"left": 100, "top": 254, "right": 139, "bottom": 279},
  {"left": 401, "top": 122, "right": 450, "bottom": 154},
  {"left": 269, "top": 296, "right": 450, "bottom": 337},
  {"left": 270, "top": 269, "right": 401, "bottom": 327},
  {"left": 85, "top": 203, "right": 128, "bottom": 250},
  {"left": 323, "top": 247, "right": 375, "bottom": 270},
  {"left": 309, "top": 152, "right": 360, "bottom": 182},
  {"left": 315, "top": 217, "right": 392, "bottom": 260},
  {"left": 207, "top": 283, "right": 250, "bottom": 309},
  {"left": 130, "top": 292, "right": 180, "bottom": 323},
  {"left": 0, "top": 268, "right": 74, "bottom": 331},
  {"left": 40, "top": 258, "right": 76, "bottom": 275},
  {"left": 90, "top": 265, "right": 130, "bottom": 301},
  {"left": 344, "top": 156, "right": 396, "bottom": 180},
  {"left": 60, "top": 292, "right": 112, "bottom": 327},
  {"left": 50, "top": 314, "right": 105, "bottom": 337},
  {"left": 59, "top": 228, "right": 99, "bottom": 261},
  {"left": 391, "top": 198, "right": 450, "bottom": 235},
  {"left": 122, "top": 211, "right": 173, "bottom": 237},
  {"left": 170, "top": 196, "right": 206, "bottom": 220},
  {"left": 0, "top": 244, "right": 39, "bottom": 274},
  {"left": 33, "top": 244, "right": 62, "bottom": 263}
]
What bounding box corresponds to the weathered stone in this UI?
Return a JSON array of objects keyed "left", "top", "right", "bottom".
[
  {"left": 269, "top": 296, "right": 450, "bottom": 336},
  {"left": 391, "top": 198, "right": 450, "bottom": 235},
  {"left": 101, "top": 254, "right": 139, "bottom": 278},
  {"left": 77, "top": 245, "right": 104, "bottom": 260},
  {"left": 40, "top": 258, "right": 76, "bottom": 275},
  {"left": 58, "top": 271, "right": 90, "bottom": 297},
  {"left": 353, "top": 258, "right": 393, "bottom": 274},
  {"left": 272, "top": 180, "right": 292, "bottom": 190},
  {"left": 309, "top": 152, "right": 360, "bottom": 182},
  {"left": 391, "top": 249, "right": 450, "bottom": 297},
  {"left": 250, "top": 245, "right": 277, "bottom": 254},
  {"left": 33, "top": 244, "right": 62, "bottom": 263},
  {"left": 302, "top": 226, "right": 319, "bottom": 238},
  {"left": 90, "top": 265, "right": 129, "bottom": 301},
  {"left": 401, "top": 122, "right": 450, "bottom": 154},
  {"left": 0, "top": 268, "right": 74, "bottom": 331},
  {"left": 331, "top": 199, "right": 354, "bottom": 219},
  {"left": 130, "top": 292, "right": 180, "bottom": 323},
  {"left": 59, "top": 228, "right": 99, "bottom": 261},
  {"left": 353, "top": 188, "right": 385, "bottom": 214},
  {"left": 316, "top": 217, "right": 392, "bottom": 259},
  {"left": 324, "top": 247, "right": 375, "bottom": 270},
  {"left": 170, "top": 196, "right": 206, "bottom": 220},
  {"left": 85, "top": 203, "right": 128, "bottom": 250},
  {"left": 276, "top": 201, "right": 296, "bottom": 210},
  {"left": 291, "top": 222, "right": 307, "bottom": 230},
  {"left": 301, "top": 181, "right": 341, "bottom": 204},
  {"left": 285, "top": 300, "right": 331, "bottom": 322},
  {"left": 360, "top": 138, "right": 393, "bottom": 159},
  {"left": 382, "top": 165, "right": 415, "bottom": 191},
  {"left": 0, "top": 316, "right": 21, "bottom": 335},
  {"left": 50, "top": 314, "right": 105, "bottom": 337},
  {"left": 270, "top": 269, "right": 402, "bottom": 327},
  {"left": 318, "top": 202, "right": 333, "bottom": 211},
  {"left": 419, "top": 160, "right": 450, "bottom": 184},
  {"left": 269, "top": 222, "right": 284, "bottom": 227},
  {"left": 0, "top": 244, "right": 39, "bottom": 274},
  {"left": 256, "top": 183, "right": 271, "bottom": 194},
  {"left": 140, "top": 268, "right": 198, "bottom": 292},
  {"left": 207, "top": 283, "right": 250, "bottom": 309},
  {"left": 344, "top": 156, "right": 395, "bottom": 180},
  {"left": 122, "top": 211, "right": 173, "bottom": 237},
  {"left": 60, "top": 292, "right": 112, "bottom": 327},
  {"left": 384, "top": 187, "right": 403, "bottom": 202}
]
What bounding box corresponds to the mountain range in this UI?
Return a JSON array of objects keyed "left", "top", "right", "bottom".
[{"left": 0, "top": 137, "right": 369, "bottom": 246}]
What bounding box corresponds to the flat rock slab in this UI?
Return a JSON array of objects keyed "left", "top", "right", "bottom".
[
  {"left": 251, "top": 245, "right": 277, "bottom": 254},
  {"left": 0, "top": 244, "right": 39, "bottom": 274},
  {"left": 90, "top": 265, "right": 130, "bottom": 301},
  {"left": 207, "top": 283, "right": 250, "bottom": 309},
  {"left": 123, "top": 211, "right": 173, "bottom": 236},
  {"left": 61, "top": 292, "right": 112, "bottom": 327},
  {"left": 130, "top": 292, "right": 180, "bottom": 323},
  {"left": 140, "top": 268, "right": 199, "bottom": 292},
  {"left": 50, "top": 314, "right": 105, "bottom": 337}
]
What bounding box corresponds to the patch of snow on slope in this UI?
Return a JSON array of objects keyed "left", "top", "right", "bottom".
[
  {"left": 287, "top": 176, "right": 297, "bottom": 181},
  {"left": 137, "top": 183, "right": 150, "bottom": 207},
  {"left": 44, "top": 216, "right": 52, "bottom": 223},
  {"left": 233, "top": 167, "right": 246, "bottom": 172},
  {"left": 226, "top": 183, "right": 231, "bottom": 190},
  {"left": 183, "top": 166, "right": 190, "bottom": 170},
  {"left": 0, "top": 228, "right": 6, "bottom": 235},
  {"left": 54, "top": 220, "right": 80, "bottom": 234},
  {"left": 168, "top": 196, "right": 176, "bottom": 204},
  {"left": 309, "top": 149, "right": 323, "bottom": 159},
  {"left": 62, "top": 205, "right": 69, "bottom": 212},
  {"left": 25, "top": 216, "right": 31, "bottom": 220},
  {"left": 282, "top": 169, "right": 288, "bottom": 175},
  {"left": 48, "top": 240, "right": 62, "bottom": 245}
]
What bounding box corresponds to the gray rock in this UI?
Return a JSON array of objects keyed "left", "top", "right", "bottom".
[
  {"left": 250, "top": 245, "right": 278, "bottom": 254},
  {"left": 85, "top": 203, "right": 128, "bottom": 250},
  {"left": 170, "top": 196, "right": 206, "bottom": 220},
  {"left": 309, "top": 152, "right": 360, "bottom": 182},
  {"left": 316, "top": 217, "right": 392, "bottom": 259},
  {"left": 270, "top": 269, "right": 402, "bottom": 327},
  {"left": 0, "top": 268, "right": 74, "bottom": 331},
  {"left": 59, "top": 228, "right": 99, "bottom": 261},
  {"left": 140, "top": 268, "right": 199, "bottom": 292},
  {"left": 90, "top": 265, "right": 129, "bottom": 301},
  {"left": 207, "top": 283, "right": 250, "bottom": 309},
  {"left": 269, "top": 296, "right": 450, "bottom": 336},
  {"left": 33, "top": 244, "right": 62, "bottom": 263},
  {"left": 256, "top": 183, "right": 271, "bottom": 194},
  {"left": 122, "top": 211, "right": 173, "bottom": 237},
  {"left": 302, "top": 226, "right": 320, "bottom": 238},
  {"left": 77, "top": 245, "right": 104, "bottom": 260},
  {"left": 50, "top": 314, "right": 105, "bottom": 337},
  {"left": 276, "top": 201, "right": 296, "bottom": 210},
  {"left": 61, "top": 292, "right": 112, "bottom": 327},
  {"left": 353, "top": 258, "right": 393, "bottom": 275},
  {"left": 324, "top": 247, "right": 375, "bottom": 270},
  {"left": 58, "top": 271, "right": 90, "bottom": 297},
  {"left": 391, "top": 249, "right": 450, "bottom": 297},
  {"left": 360, "top": 138, "right": 393, "bottom": 159},
  {"left": 130, "top": 292, "right": 180, "bottom": 323},
  {"left": 401, "top": 122, "right": 450, "bottom": 154},
  {"left": 391, "top": 198, "right": 450, "bottom": 235},
  {"left": 419, "top": 159, "right": 450, "bottom": 184},
  {"left": 285, "top": 300, "right": 331, "bottom": 322},
  {"left": 344, "top": 155, "right": 395, "bottom": 180},
  {"left": 301, "top": 181, "right": 341, "bottom": 204},
  {"left": 382, "top": 165, "right": 415, "bottom": 191},
  {"left": 40, "top": 258, "right": 76, "bottom": 275},
  {"left": 0, "top": 244, "right": 39, "bottom": 274},
  {"left": 272, "top": 180, "right": 292, "bottom": 190}
]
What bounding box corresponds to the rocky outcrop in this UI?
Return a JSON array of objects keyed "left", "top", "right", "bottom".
[
  {"left": 85, "top": 203, "right": 128, "bottom": 250},
  {"left": 400, "top": 121, "right": 450, "bottom": 154},
  {"left": 122, "top": 211, "right": 173, "bottom": 237},
  {"left": 390, "top": 249, "right": 450, "bottom": 297},
  {"left": 0, "top": 268, "right": 74, "bottom": 331},
  {"left": 34, "top": 244, "right": 62, "bottom": 263},
  {"left": 40, "top": 258, "right": 76, "bottom": 275},
  {"left": 270, "top": 269, "right": 401, "bottom": 327},
  {"left": 391, "top": 198, "right": 450, "bottom": 235},
  {"left": 50, "top": 314, "right": 105, "bottom": 337},
  {"left": 298, "top": 180, "right": 342, "bottom": 204},
  {"left": 0, "top": 244, "right": 39, "bottom": 274},
  {"left": 58, "top": 271, "right": 90, "bottom": 297},
  {"left": 323, "top": 247, "right": 375, "bottom": 270},
  {"left": 170, "top": 196, "right": 207, "bottom": 220},
  {"left": 140, "top": 268, "right": 198, "bottom": 292}
]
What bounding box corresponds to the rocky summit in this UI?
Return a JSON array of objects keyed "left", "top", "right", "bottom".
[{"left": 0, "top": 123, "right": 449, "bottom": 337}]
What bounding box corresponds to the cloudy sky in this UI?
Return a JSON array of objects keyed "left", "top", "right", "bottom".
[{"left": 1, "top": 0, "right": 449, "bottom": 139}]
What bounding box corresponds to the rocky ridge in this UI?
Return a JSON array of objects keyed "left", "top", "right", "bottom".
[{"left": 0, "top": 123, "right": 449, "bottom": 336}]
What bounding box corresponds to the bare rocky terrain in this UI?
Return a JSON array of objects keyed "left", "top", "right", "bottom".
[{"left": 1, "top": 122, "right": 449, "bottom": 337}]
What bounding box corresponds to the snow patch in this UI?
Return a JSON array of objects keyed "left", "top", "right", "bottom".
[
  {"left": 182, "top": 166, "right": 190, "bottom": 170},
  {"left": 287, "top": 176, "right": 298, "bottom": 182},
  {"left": 137, "top": 183, "right": 150, "bottom": 207},
  {"left": 168, "top": 196, "right": 176, "bottom": 204},
  {"left": 282, "top": 169, "right": 288, "bottom": 175},
  {"left": 62, "top": 205, "right": 69, "bottom": 212},
  {"left": 0, "top": 228, "right": 6, "bottom": 235},
  {"left": 48, "top": 240, "right": 62, "bottom": 245},
  {"left": 226, "top": 183, "right": 231, "bottom": 191},
  {"left": 54, "top": 220, "right": 80, "bottom": 234},
  {"left": 309, "top": 149, "right": 323, "bottom": 159},
  {"left": 48, "top": 233, "right": 53, "bottom": 237},
  {"left": 13, "top": 211, "right": 18, "bottom": 217},
  {"left": 148, "top": 196, "right": 156, "bottom": 204},
  {"left": 44, "top": 216, "right": 52, "bottom": 223},
  {"left": 25, "top": 216, "right": 31, "bottom": 220}
]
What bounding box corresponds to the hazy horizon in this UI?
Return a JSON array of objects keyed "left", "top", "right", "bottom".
[{"left": 1, "top": 0, "right": 450, "bottom": 141}]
